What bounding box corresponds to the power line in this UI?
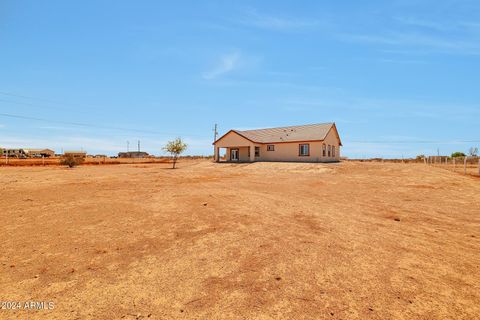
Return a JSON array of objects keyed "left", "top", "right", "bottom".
[
  {"left": 0, "top": 112, "right": 206, "bottom": 138},
  {"left": 0, "top": 98, "right": 77, "bottom": 112},
  {"left": 0, "top": 90, "right": 91, "bottom": 109}
]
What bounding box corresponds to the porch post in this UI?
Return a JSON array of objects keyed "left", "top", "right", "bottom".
[
  {"left": 214, "top": 147, "right": 219, "bottom": 162},
  {"left": 249, "top": 145, "right": 255, "bottom": 162}
]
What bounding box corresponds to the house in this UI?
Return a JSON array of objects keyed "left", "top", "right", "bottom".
[
  {"left": 213, "top": 123, "right": 342, "bottom": 163},
  {"left": 23, "top": 149, "right": 55, "bottom": 158},
  {"left": 64, "top": 151, "right": 87, "bottom": 158},
  {"left": 2, "top": 148, "right": 28, "bottom": 158},
  {"left": 118, "top": 151, "right": 150, "bottom": 158},
  {"left": 2, "top": 148, "right": 55, "bottom": 158}
]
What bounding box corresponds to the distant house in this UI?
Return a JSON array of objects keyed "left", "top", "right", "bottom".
[
  {"left": 2, "top": 148, "right": 54, "bottom": 158},
  {"left": 2, "top": 148, "right": 28, "bottom": 158},
  {"left": 118, "top": 151, "right": 150, "bottom": 158},
  {"left": 23, "top": 149, "right": 55, "bottom": 158},
  {"left": 213, "top": 123, "right": 342, "bottom": 163},
  {"left": 64, "top": 151, "right": 87, "bottom": 158}
]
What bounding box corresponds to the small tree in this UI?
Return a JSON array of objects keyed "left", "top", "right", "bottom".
[
  {"left": 468, "top": 147, "right": 478, "bottom": 157},
  {"left": 163, "top": 138, "right": 187, "bottom": 169},
  {"left": 61, "top": 154, "right": 84, "bottom": 168},
  {"left": 451, "top": 152, "right": 466, "bottom": 158},
  {"left": 416, "top": 154, "right": 425, "bottom": 161}
]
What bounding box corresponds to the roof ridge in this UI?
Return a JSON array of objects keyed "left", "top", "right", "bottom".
[{"left": 236, "top": 122, "right": 333, "bottom": 133}]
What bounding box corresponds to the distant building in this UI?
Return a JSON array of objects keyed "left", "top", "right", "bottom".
[
  {"left": 23, "top": 149, "right": 55, "bottom": 158},
  {"left": 2, "top": 148, "right": 55, "bottom": 158},
  {"left": 118, "top": 151, "right": 150, "bottom": 158},
  {"left": 64, "top": 151, "right": 87, "bottom": 158},
  {"left": 2, "top": 148, "right": 27, "bottom": 158}
]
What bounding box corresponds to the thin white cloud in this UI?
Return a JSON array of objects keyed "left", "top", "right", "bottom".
[
  {"left": 342, "top": 14, "right": 480, "bottom": 56},
  {"left": 238, "top": 8, "right": 320, "bottom": 30},
  {"left": 394, "top": 16, "right": 450, "bottom": 31},
  {"left": 342, "top": 32, "right": 480, "bottom": 55},
  {"left": 38, "top": 125, "right": 79, "bottom": 130},
  {"left": 379, "top": 58, "right": 428, "bottom": 64},
  {"left": 202, "top": 52, "right": 241, "bottom": 80}
]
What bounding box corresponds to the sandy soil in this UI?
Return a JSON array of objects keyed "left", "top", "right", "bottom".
[{"left": 1, "top": 160, "right": 479, "bottom": 319}]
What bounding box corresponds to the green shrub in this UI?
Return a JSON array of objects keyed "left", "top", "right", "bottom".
[{"left": 451, "top": 152, "right": 466, "bottom": 158}]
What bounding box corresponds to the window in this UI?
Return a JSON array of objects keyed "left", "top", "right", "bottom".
[
  {"left": 328, "top": 145, "right": 331, "bottom": 157},
  {"left": 332, "top": 146, "right": 335, "bottom": 157},
  {"left": 299, "top": 144, "right": 310, "bottom": 156},
  {"left": 255, "top": 146, "right": 260, "bottom": 157},
  {"left": 322, "top": 144, "right": 326, "bottom": 157},
  {"left": 267, "top": 145, "right": 275, "bottom": 151}
]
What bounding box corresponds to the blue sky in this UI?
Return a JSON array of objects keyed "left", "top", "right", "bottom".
[{"left": 0, "top": 0, "right": 479, "bottom": 157}]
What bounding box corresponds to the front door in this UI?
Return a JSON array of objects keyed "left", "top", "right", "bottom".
[{"left": 230, "top": 148, "right": 239, "bottom": 161}]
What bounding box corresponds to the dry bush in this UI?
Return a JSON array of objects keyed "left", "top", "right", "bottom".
[{"left": 61, "top": 155, "right": 85, "bottom": 168}]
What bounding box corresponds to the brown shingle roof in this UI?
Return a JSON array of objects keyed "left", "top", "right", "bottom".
[{"left": 232, "top": 123, "right": 337, "bottom": 144}]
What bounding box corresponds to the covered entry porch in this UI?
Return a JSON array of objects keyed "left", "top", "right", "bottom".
[{"left": 215, "top": 145, "right": 259, "bottom": 162}]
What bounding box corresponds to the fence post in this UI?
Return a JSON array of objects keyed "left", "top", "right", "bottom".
[
  {"left": 464, "top": 156, "right": 467, "bottom": 175},
  {"left": 453, "top": 158, "right": 456, "bottom": 171}
]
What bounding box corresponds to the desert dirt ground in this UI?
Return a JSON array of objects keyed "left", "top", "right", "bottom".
[{"left": 1, "top": 160, "right": 479, "bottom": 319}]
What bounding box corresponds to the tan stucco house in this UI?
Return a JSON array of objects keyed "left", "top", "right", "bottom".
[{"left": 213, "top": 123, "right": 342, "bottom": 163}]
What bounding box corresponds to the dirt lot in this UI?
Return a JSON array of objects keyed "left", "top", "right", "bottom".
[{"left": 1, "top": 160, "right": 479, "bottom": 319}]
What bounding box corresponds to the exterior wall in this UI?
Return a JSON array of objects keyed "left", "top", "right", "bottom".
[
  {"left": 256, "top": 130, "right": 340, "bottom": 162},
  {"left": 322, "top": 128, "right": 341, "bottom": 161},
  {"left": 215, "top": 131, "right": 254, "bottom": 148}
]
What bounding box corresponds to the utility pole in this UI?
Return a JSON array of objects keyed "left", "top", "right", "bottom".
[
  {"left": 213, "top": 123, "right": 218, "bottom": 142},
  {"left": 138, "top": 140, "right": 140, "bottom": 152},
  {"left": 213, "top": 123, "right": 218, "bottom": 161},
  {"left": 127, "top": 141, "right": 130, "bottom": 152}
]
